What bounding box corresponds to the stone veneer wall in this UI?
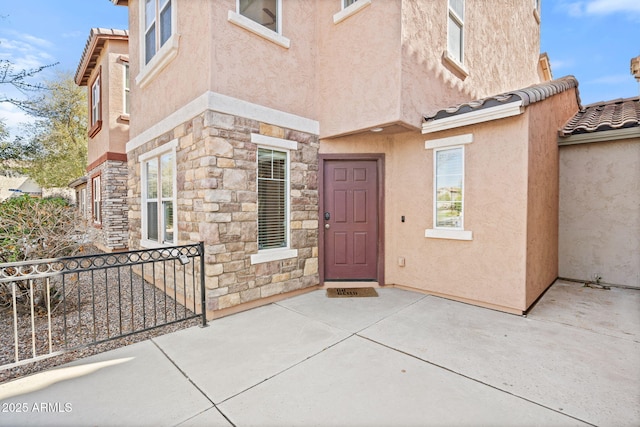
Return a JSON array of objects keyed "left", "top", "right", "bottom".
[
  {"left": 128, "top": 110, "right": 320, "bottom": 313},
  {"left": 88, "top": 159, "right": 129, "bottom": 251}
]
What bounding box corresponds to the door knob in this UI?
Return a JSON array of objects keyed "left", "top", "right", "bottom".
[{"left": 325, "top": 223, "right": 330, "bottom": 229}]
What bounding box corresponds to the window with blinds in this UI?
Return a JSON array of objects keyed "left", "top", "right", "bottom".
[{"left": 258, "top": 148, "right": 288, "bottom": 250}]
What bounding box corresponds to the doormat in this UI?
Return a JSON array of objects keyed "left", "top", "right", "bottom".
[{"left": 326, "top": 287, "right": 379, "bottom": 298}]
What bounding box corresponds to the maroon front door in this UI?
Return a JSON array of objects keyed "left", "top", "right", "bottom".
[{"left": 323, "top": 160, "right": 378, "bottom": 280}]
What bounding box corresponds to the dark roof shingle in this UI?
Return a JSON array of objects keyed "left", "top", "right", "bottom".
[
  {"left": 424, "top": 76, "right": 580, "bottom": 122},
  {"left": 559, "top": 97, "right": 640, "bottom": 136}
]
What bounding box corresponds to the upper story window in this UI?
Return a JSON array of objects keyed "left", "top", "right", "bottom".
[
  {"left": 228, "top": 0, "right": 289, "bottom": 48},
  {"left": 238, "top": 0, "right": 279, "bottom": 33},
  {"left": 144, "top": 0, "right": 172, "bottom": 65},
  {"left": 123, "top": 62, "right": 130, "bottom": 115},
  {"left": 447, "top": 0, "right": 464, "bottom": 64},
  {"left": 137, "top": 0, "right": 178, "bottom": 88},
  {"left": 334, "top": 0, "right": 371, "bottom": 24},
  {"left": 91, "top": 76, "right": 101, "bottom": 125},
  {"left": 89, "top": 71, "right": 102, "bottom": 138}
]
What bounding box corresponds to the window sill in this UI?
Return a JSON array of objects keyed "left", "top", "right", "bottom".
[
  {"left": 88, "top": 120, "right": 102, "bottom": 138},
  {"left": 425, "top": 229, "right": 472, "bottom": 241},
  {"left": 135, "top": 33, "right": 180, "bottom": 89},
  {"left": 251, "top": 248, "right": 298, "bottom": 264},
  {"left": 333, "top": 0, "right": 372, "bottom": 24},
  {"left": 140, "top": 239, "right": 175, "bottom": 249},
  {"left": 228, "top": 11, "right": 290, "bottom": 49},
  {"left": 119, "top": 114, "right": 130, "bottom": 122},
  {"left": 442, "top": 51, "right": 469, "bottom": 79}
]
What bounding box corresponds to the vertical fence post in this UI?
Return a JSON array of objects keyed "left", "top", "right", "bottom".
[{"left": 199, "top": 241, "right": 207, "bottom": 327}]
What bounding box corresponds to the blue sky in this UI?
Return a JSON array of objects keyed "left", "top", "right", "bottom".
[{"left": 1, "top": 0, "right": 639, "bottom": 137}]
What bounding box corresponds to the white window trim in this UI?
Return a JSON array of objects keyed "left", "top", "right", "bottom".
[
  {"left": 136, "top": 0, "right": 180, "bottom": 89},
  {"left": 123, "top": 61, "right": 130, "bottom": 115},
  {"left": 250, "top": 133, "right": 299, "bottom": 265},
  {"left": 425, "top": 134, "right": 473, "bottom": 241},
  {"left": 447, "top": 0, "right": 465, "bottom": 66},
  {"left": 91, "top": 76, "right": 101, "bottom": 126},
  {"left": 139, "top": 139, "right": 178, "bottom": 248},
  {"left": 228, "top": 9, "right": 290, "bottom": 49},
  {"left": 93, "top": 176, "right": 101, "bottom": 224},
  {"left": 442, "top": 50, "right": 469, "bottom": 78},
  {"left": 333, "top": 0, "right": 372, "bottom": 24}
]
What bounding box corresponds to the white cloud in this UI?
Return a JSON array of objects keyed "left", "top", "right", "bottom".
[
  {"left": 557, "top": 0, "right": 640, "bottom": 17},
  {"left": 588, "top": 74, "right": 635, "bottom": 84},
  {"left": 0, "top": 103, "right": 34, "bottom": 138},
  {"left": 550, "top": 58, "right": 576, "bottom": 71},
  {"left": 585, "top": 0, "right": 640, "bottom": 15},
  {"left": 0, "top": 30, "right": 57, "bottom": 135}
]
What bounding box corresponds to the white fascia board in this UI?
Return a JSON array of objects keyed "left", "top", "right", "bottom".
[
  {"left": 558, "top": 127, "right": 640, "bottom": 146},
  {"left": 422, "top": 101, "right": 524, "bottom": 134},
  {"left": 126, "top": 91, "right": 319, "bottom": 153}
]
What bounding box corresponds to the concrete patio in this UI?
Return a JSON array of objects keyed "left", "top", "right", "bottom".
[{"left": 0, "top": 279, "right": 638, "bottom": 426}]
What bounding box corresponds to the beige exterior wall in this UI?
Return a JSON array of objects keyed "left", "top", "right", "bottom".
[
  {"left": 126, "top": 0, "right": 212, "bottom": 137},
  {"left": 86, "top": 38, "right": 129, "bottom": 165},
  {"left": 559, "top": 138, "right": 640, "bottom": 288},
  {"left": 399, "top": 1, "right": 541, "bottom": 130},
  {"left": 524, "top": 88, "right": 580, "bottom": 306},
  {"left": 119, "top": 0, "right": 566, "bottom": 314},
  {"left": 126, "top": 0, "right": 542, "bottom": 142},
  {"left": 321, "top": 113, "right": 533, "bottom": 312}
]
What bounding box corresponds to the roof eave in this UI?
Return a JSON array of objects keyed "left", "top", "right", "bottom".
[
  {"left": 422, "top": 101, "right": 524, "bottom": 134},
  {"left": 558, "top": 127, "right": 640, "bottom": 146},
  {"left": 74, "top": 30, "right": 128, "bottom": 86}
]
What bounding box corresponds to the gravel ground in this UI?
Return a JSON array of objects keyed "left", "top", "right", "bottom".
[{"left": 0, "top": 247, "right": 203, "bottom": 384}]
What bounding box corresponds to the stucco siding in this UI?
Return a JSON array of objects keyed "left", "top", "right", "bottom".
[
  {"left": 320, "top": 114, "right": 531, "bottom": 312},
  {"left": 559, "top": 138, "right": 640, "bottom": 288},
  {"left": 126, "top": 0, "right": 213, "bottom": 137},
  {"left": 524, "top": 88, "right": 580, "bottom": 307},
  {"left": 87, "top": 39, "right": 129, "bottom": 165},
  {"left": 400, "top": 1, "right": 541, "bottom": 131},
  {"left": 317, "top": 0, "right": 403, "bottom": 137}
]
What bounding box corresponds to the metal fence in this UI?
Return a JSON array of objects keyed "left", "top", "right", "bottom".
[{"left": 0, "top": 242, "right": 206, "bottom": 370}]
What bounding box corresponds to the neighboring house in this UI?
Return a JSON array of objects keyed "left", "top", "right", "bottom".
[
  {"left": 74, "top": 28, "right": 130, "bottom": 252},
  {"left": 69, "top": 176, "right": 88, "bottom": 217},
  {"left": 0, "top": 173, "right": 41, "bottom": 201},
  {"left": 558, "top": 97, "right": 640, "bottom": 288},
  {"left": 107, "top": 0, "right": 580, "bottom": 316}
]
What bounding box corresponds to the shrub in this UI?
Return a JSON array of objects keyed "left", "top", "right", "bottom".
[{"left": 0, "top": 195, "right": 87, "bottom": 313}]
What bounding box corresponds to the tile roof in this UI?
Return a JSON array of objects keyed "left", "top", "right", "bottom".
[
  {"left": 424, "top": 76, "right": 580, "bottom": 122},
  {"left": 75, "top": 28, "right": 128, "bottom": 86},
  {"left": 559, "top": 97, "right": 640, "bottom": 136}
]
